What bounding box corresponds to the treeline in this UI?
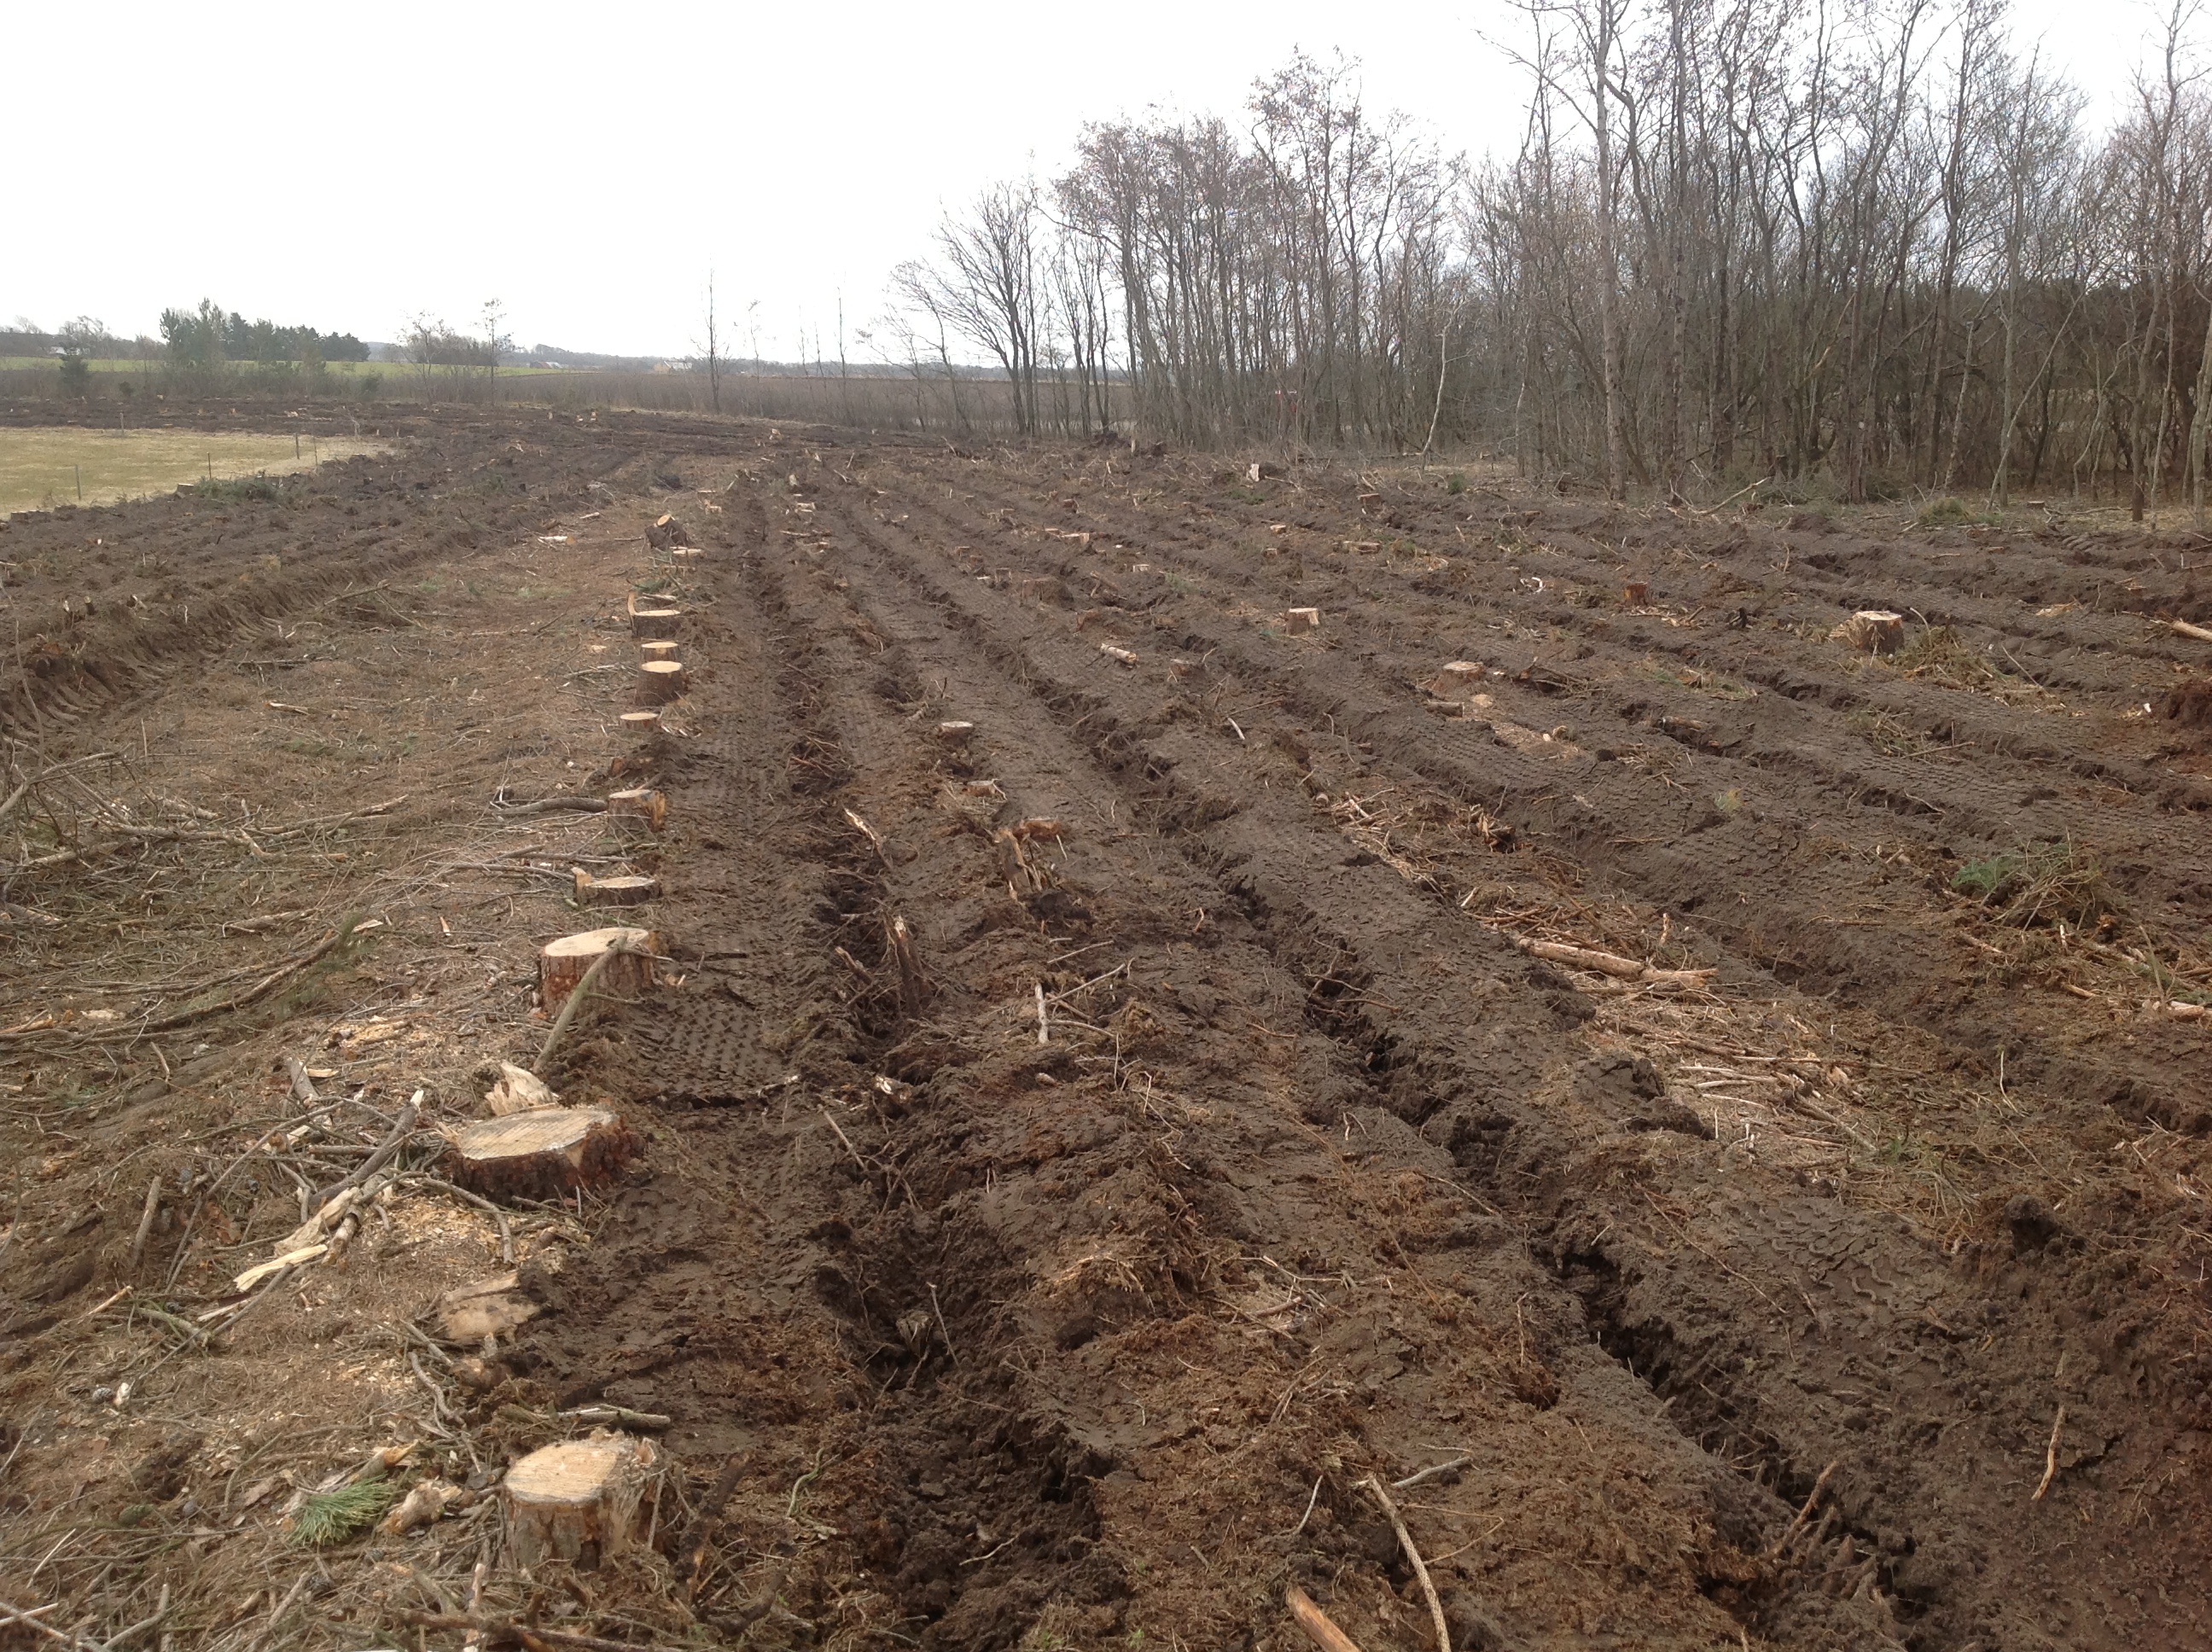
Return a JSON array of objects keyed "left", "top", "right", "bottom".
[
  {"left": 894, "top": 6, "right": 2212, "bottom": 514},
  {"left": 159, "top": 299, "right": 369, "bottom": 367}
]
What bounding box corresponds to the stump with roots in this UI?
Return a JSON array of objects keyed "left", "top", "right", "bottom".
[
  {"left": 573, "top": 870, "right": 661, "bottom": 907},
  {"left": 631, "top": 607, "right": 682, "bottom": 641},
  {"left": 504, "top": 1431, "right": 659, "bottom": 1569},
  {"left": 447, "top": 1106, "right": 640, "bottom": 1201},
  {"left": 638, "top": 660, "right": 688, "bottom": 704},
  {"left": 1832, "top": 609, "right": 1906, "bottom": 654},
  {"left": 607, "top": 787, "right": 667, "bottom": 836},
  {"left": 538, "top": 927, "right": 657, "bottom": 1012}
]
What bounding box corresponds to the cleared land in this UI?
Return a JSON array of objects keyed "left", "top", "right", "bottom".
[
  {"left": 0, "top": 407, "right": 2208, "bottom": 1652},
  {"left": 0, "top": 428, "right": 387, "bottom": 515}
]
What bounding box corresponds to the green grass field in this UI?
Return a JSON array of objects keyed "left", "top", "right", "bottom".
[{"left": 0, "top": 428, "right": 389, "bottom": 516}]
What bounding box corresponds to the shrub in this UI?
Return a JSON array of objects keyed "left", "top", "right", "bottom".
[{"left": 1951, "top": 840, "right": 2113, "bottom": 928}]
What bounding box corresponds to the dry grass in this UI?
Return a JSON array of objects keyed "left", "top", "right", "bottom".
[{"left": 0, "top": 428, "right": 386, "bottom": 515}]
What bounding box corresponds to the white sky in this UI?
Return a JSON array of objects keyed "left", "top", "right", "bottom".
[{"left": 1, "top": 0, "right": 2180, "bottom": 360}]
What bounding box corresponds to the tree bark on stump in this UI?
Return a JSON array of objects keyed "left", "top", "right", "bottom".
[
  {"left": 1423, "top": 661, "right": 1487, "bottom": 697},
  {"left": 618, "top": 710, "right": 661, "bottom": 735},
  {"left": 639, "top": 639, "right": 681, "bottom": 663},
  {"left": 538, "top": 927, "right": 656, "bottom": 1012},
  {"left": 446, "top": 1107, "right": 639, "bottom": 1201},
  {"left": 1282, "top": 607, "right": 1320, "bottom": 634},
  {"left": 607, "top": 787, "right": 667, "bottom": 835},
  {"left": 1831, "top": 610, "right": 1906, "bottom": 654},
  {"left": 504, "top": 1432, "right": 659, "bottom": 1569},
  {"left": 573, "top": 871, "right": 661, "bottom": 907},
  {"left": 638, "top": 660, "right": 688, "bottom": 704},
  {"left": 631, "top": 608, "right": 682, "bottom": 641}
]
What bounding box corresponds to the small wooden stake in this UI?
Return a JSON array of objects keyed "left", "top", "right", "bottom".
[{"left": 504, "top": 1432, "right": 659, "bottom": 1569}]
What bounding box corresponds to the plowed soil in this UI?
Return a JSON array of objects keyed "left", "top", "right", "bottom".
[{"left": 4, "top": 407, "right": 2211, "bottom": 1652}]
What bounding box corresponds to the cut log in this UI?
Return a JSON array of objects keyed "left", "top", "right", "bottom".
[
  {"left": 638, "top": 639, "right": 681, "bottom": 663},
  {"left": 1423, "top": 660, "right": 1487, "bottom": 697},
  {"left": 538, "top": 927, "right": 657, "bottom": 1012},
  {"left": 637, "top": 660, "right": 688, "bottom": 704},
  {"left": 934, "top": 721, "right": 975, "bottom": 747},
  {"left": 618, "top": 710, "right": 662, "bottom": 735},
  {"left": 445, "top": 1107, "right": 639, "bottom": 1201},
  {"left": 433, "top": 1271, "right": 540, "bottom": 1343},
  {"left": 631, "top": 607, "right": 682, "bottom": 641},
  {"left": 1281, "top": 607, "right": 1320, "bottom": 635},
  {"left": 1831, "top": 610, "right": 1906, "bottom": 654},
  {"left": 671, "top": 547, "right": 705, "bottom": 562},
  {"left": 573, "top": 870, "right": 661, "bottom": 907},
  {"left": 606, "top": 787, "right": 667, "bottom": 835},
  {"left": 504, "top": 1431, "right": 659, "bottom": 1570}
]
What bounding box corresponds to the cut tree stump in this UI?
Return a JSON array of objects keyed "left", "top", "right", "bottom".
[
  {"left": 607, "top": 787, "right": 667, "bottom": 835},
  {"left": 638, "top": 639, "right": 681, "bottom": 663},
  {"left": 538, "top": 927, "right": 657, "bottom": 1012},
  {"left": 1281, "top": 607, "right": 1320, "bottom": 635},
  {"left": 1423, "top": 660, "right": 1487, "bottom": 697},
  {"left": 433, "top": 1271, "right": 540, "bottom": 1342},
  {"left": 934, "top": 721, "right": 975, "bottom": 747},
  {"left": 1623, "top": 581, "right": 1650, "bottom": 605},
  {"left": 504, "top": 1431, "right": 659, "bottom": 1569},
  {"left": 631, "top": 607, "right": 682, "bottom": 641},
  {"left": 1832, "top": 609, "right": 1906, "bottom": 654},
  {"left": 574, "top": 870, "right": 661, "bottom": 907},
  {"left": 446, "top": 1107, "right": 639, "bottom": 1201},
  {"left": 618, "top": 710, "right": 661, "bottom": 736},
  {"left": 645, "top": 515, "right": 689, "bottom": 551},
  {"left": 638, "top": 660, "right": 689, "bottom": 704}
]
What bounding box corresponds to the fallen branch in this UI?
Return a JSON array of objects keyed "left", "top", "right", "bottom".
[
  {"left": 1514, "top": 936, "right": 1714, "bottom": 987},
  {"left": 1285, "top": 1586, "right": 1366, "bottom": 1652},
  {"left": 492, "top": 791, "right": 608, "bottom": 817},
  {"left": 311, "top": 1092, "right": 422, "bottom": 1213},
  {"left": 536, "top": 938, "right": 637, "bottom": 1071},
  {"left": 2168, "top": 619, "right": 2212, "bottom": 644},
  {"left": 1359, "top": 1475, "right": 1450, "bottom": 1652}
]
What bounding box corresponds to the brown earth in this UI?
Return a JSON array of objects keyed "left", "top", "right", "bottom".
[{"left": 3, "top": 407, "right": 2210, "bottom": 1652}]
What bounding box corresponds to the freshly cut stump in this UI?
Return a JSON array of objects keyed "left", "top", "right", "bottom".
[
  {"left": 637, "top": 660, "right": 688, "bottom": 704},
  {"left": 447, "top": 1107, "right": 639, "bottom": 1201},
  {"left": 1832, "top": 609, "right": 1906, "bottom": 654},
  {"left": 631, "top": 607, "right": 682, "bottom": 641},
  {"left": 644, "top": 514, "right": 689, "bottom": 551},
  {"left": 538, "top": 927, "right": 657, "bottom": 1012},
  {"left": 934, "top": 721, "right": 975, "bottom": 747},
  {"left": 1281, "top": 607, "right": 1321, "bottom": 635},
  {"left": 574, "top": 871, "right": 661, "bottom": 907},
  {"left": 1423, "top": 660, "right": 1487, "bottom": 697},
  {"left": 504, "top": 1431, "right": 659, "bottom": 1569},
  {"left": 607, "top": 786, "right": 667, "bottom": 835},
  {"left": 618, "top": 710, "right": 661, "bottom": 736},
  {"left": 638, "top": 638, "right": 680, "bottom": 663}
]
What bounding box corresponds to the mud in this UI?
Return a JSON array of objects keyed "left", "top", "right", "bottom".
[{"left": 4, "top": 411, "right": 2209, "bottom": 1650}]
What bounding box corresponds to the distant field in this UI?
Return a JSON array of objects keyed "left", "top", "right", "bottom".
[
  {"left": 0, "top": 358, "right": 568, "bottom": 377},
  {"left": 0, "top": 428, "right": 388, "bottom": 515}
]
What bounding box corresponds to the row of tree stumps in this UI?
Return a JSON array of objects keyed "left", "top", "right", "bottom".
[{"left": 446, "top": 536, "right": 702, "bottom": 1571}]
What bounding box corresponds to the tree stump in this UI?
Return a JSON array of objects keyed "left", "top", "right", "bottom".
[
  {"left": 607, "top": 787, "right": 667, "bottom": 835},
  {"left": 1423, "top": 660, "right": 1487, "bottom": 698},
  {"left": 446, "top": 1107, "right": 639, "bottom": 1201},
  {"left": 538, "top": 927, "right": 657, "bottom": 1012},
  {"left": 618, "top": 710, "right": 662, "bottom": 736},
  {"left": 433, "top": 1271, "right": 541, "bottom": 1342},
  {"left": 504, "top": 1431, "right": 659, "bottom": 1569},
  {"left": 934, "top": 721, "right": 975, "bottom": 747},
  {"left": 1281, "top": 607, "right": 1320, "bottom": 635},
  {"left": 638, "top": 639, "right": 681, "bottom": 665},
  {"left": 631, "top": 607, "right": 682, "bottom": 641},
  {"left": 1832, "top": 610, "right": 1905, "bottom": 654},
  {"left": 645, "top": 514, "right": 689, "bottom": 551},
  {"left": 638, "top": 660, "right": 688, "bottom": 704},
  {"left": 574, "top": 870, "right": 661, "bottom": 907},
  {"left": 1623, "top": 581, "right": 1650, "bottom": 605}
]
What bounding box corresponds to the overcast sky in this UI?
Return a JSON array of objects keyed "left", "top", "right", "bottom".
[{"left": 2, "top": 0, "right": 2180, "bottom": 360}]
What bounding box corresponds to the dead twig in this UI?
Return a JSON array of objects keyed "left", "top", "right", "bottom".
[
  {"left": 1359, "top": 1475, "right": 1450, "bottom": 1652},
  {"left": 2033, "top": 1405, "right": 2066, "bottom": 1502},
  {"left": 311, "top": 1092, "right": 422, "bottom": 1212},
  {"left": 1285, "top": 1585, "right": 1366, "bottom": 1652}
]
